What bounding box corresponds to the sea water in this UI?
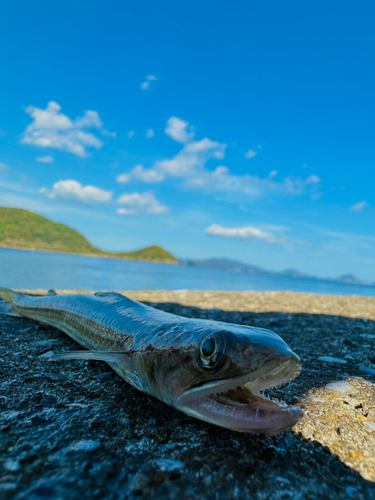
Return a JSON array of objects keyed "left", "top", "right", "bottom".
[{"left": 1, "top": 247, "right": 375, "bottom": 297}]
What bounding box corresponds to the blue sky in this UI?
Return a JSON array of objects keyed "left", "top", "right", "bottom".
[{"left": 1, "top": 0, "right": 375, "bottom": 280}]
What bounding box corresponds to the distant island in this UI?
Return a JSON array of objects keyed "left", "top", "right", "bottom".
[
  {"left": 179, "top": 257, "right": 375, "bottom": 287},
  {"left": 0, "top": 207, "right": 177, "bottom": 264}
]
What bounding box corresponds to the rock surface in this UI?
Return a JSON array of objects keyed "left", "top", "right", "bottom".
[{"left": 1, "top": 290, "right": 375, "bottom": 499}]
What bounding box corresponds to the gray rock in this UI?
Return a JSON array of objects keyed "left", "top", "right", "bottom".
[
  {"left": 367, "top": 408, "right": 375, "bottom": 421},
  {"left": 324, "top": 381, "right": 356, "bottom": 395}
]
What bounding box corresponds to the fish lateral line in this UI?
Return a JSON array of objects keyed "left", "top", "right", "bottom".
[{"left": 44, "top": 350, "right": 131, "bottom": 364}]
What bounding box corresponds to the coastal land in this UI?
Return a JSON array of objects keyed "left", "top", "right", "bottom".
[
  {"left": 0, "top": 207, "right": 177, "bottom": 264},
  {"left": 1, "top": 290, "right": 375, "bottom": 499}
]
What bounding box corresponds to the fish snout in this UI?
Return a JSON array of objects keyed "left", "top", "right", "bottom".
[{"left": 242, "top": 330, "right": 300, "bottom": 366}]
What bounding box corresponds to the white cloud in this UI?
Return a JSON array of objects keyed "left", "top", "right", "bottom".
[
  {"left": 165, "top": 116, "right": 194, "bottom": 144},
  {"left": 350, "top": 200, "right": 369, "bottom": 212},
  {"left": 127, "top": 130, "right": 135, "bottom": 138},
  {"left": 206, "top": 224, "right": 282, "bottom": 243},
  {"left": 21, "top": 101, "right": 112, "bottom": 158},
  {"left": 146, "top": 128, "right": 154, "bottom": 138},
  {"left": 156, "top": 138, "right": 226, "bottom": 178},
  {"left": 36, "top": 156, "right": 54, "bottom": 163},
  {"left": 117, "top": 191, "right": 168, "bottom": 215},
  {"left": 140, "top": 75, "right": 157, "bottom": 90},
  {"left": 116, "top": 133, "right": 226, "bottom": 185},
  {"left": 117, "top": 165, "right": 164, "bottom": 184},
  {"left": 0, "top": 162, "right": 9, "bottom": 171},
  {"left": 43, "top": 179, "right": 113, "bottom": 204},
  {"left": 244, "top": 149, "right": 257, "bottom": 160}
]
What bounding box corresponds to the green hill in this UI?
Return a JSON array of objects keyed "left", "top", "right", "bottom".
[
  {"left": 116, "top": 245, "right": 176, "bottom": 263},
  {"left": 0, "top": 207, "right": 177, "bottom": 264}
]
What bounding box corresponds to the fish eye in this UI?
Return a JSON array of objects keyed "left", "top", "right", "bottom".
[{"left": 199, "top": 334, "right": 225, "bottom": 369}]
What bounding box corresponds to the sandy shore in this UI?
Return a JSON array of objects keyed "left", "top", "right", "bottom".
[{"left": 1, "top": 290, "right": 375, "bottom": 499}]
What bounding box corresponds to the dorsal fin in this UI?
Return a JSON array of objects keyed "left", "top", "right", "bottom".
[
  {"left": 94, "top": 291, "right": 118, "bottom": 298},
  {"left": 47, "top": 289, "right": 58, "bottom": 296}
]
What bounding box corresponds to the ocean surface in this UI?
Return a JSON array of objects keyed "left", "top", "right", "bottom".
[{"left": 1, "top": 247, "right": 375, "bottom": 297}]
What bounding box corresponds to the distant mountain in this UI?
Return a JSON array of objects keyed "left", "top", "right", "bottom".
[
  {"left": 178, "top": 257, "right": 375, "bottom": 286},
  {"left": 333, "top": 274, "right": 374, "bottom": 286},
  {"left": 0, "top": 207, "right": 177, "bottom": 264},
  {"left": 179, "top": 257, "right": 302, "bottom": 277},
  {"left": 179, "top": 258, "right": 266, "bottom": 274}
]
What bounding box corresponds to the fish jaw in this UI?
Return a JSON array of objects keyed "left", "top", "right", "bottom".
[{"left": 174, "top": 355, "right": 303, "bottom": 435}]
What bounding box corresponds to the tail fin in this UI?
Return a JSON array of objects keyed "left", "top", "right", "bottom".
[
  {"left": 0, "top": 287, "right": 22, "bottom": 317},
  {"left": 0, "top": 287, "right": 19, "bottom": 304}
]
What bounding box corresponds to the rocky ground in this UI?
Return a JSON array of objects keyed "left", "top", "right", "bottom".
[{"left": 1, "top": 290, "right": 375, "bottom": 499}]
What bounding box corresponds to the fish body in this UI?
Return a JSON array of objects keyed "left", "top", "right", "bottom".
[{"left": 0, "top": 288, "right": 303, "bottom": 435}]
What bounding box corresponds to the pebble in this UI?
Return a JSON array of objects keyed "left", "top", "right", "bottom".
[
  {"left": 363, "top": 421, "right": 375, "bottom": 433},
  {"left": 337, "top": 426, "right": 349, "bottom": 438},
  {"left": 276, "top": 476, "right": 291, "bottom": 485},
  {"left": 359, "top": 365, "right": 375, "bottom": 376},
  {"left": 366, "top": 408, "right": 375, "bottom": 421},
  {"left": 324, "top": 381, "right": 356, "bottom": 395},
  {"left": 152, "top": 458, "right": 183, "bottom": 472},
  {"left": 4, "top": 459, "right": 21, "bottom": 472},
  {"left": 317, "top": 356, "right": 347, "bottom": 364},
  {"left": 67, "top": 439, "right": 101, "bottom": 452}
]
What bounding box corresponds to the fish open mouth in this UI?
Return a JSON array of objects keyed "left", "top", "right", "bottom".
[{"left": 176, "top": 356, "right": 303, "bottom": 435}]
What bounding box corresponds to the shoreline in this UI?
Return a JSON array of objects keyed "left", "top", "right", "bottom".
[{"left": 0, "top": 244, "right": 177, "bottom": 265}]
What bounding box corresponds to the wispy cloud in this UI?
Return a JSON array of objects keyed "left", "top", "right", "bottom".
[
  {"left": 22, "top": 101, "right": 114, "bottom": 158},
  {"left": 127, "top": 130, "right": 135, "bottom": 138},
  {"left": 350, "top": 200, "right": 368, "bottom": 212},
  {"left": 244, "top": 149, "right": 257, "bottom": 160},
  {"left": 205, "top": 224, "right": 283, "bottom": 243},
  {"left": 186, "top": 167, "right": 321, "bottom": 198},
  {"left": 117, "top": 191, "right": 168, "bottom": 215},
  {"left": 41, "top": 179, "right": 113, "bottom": 204},
  {"left": 140, "top": 75, "right": 157, "bottom": 90},
  {"left": 36, "top": 156, "right": 54, "bottom": 163},
  {"left": 146, "top": 128, "right": 154, "bottom": 138},
  {"left": 116, "top": 116, "right": 321, "bottom": 199},
  {"left": 0, "top": 162, "right": 9, "bottom": 171}
]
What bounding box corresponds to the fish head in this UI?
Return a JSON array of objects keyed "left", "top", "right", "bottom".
[{"left": 169, "top": 321, "right": 303, "bottom": 435}]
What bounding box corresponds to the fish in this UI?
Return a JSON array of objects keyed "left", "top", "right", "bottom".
[{"left": 0, "top": 287, "right": 303, "bottom": 435}]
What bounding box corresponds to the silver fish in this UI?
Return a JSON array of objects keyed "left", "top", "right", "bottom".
[{"left": 0, "top": 288, "right": 303, "bottom": 435}]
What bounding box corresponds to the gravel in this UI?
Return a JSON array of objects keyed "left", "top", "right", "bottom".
[{"left": 1, "top": 290, "right": 375, "bottom": 499}]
